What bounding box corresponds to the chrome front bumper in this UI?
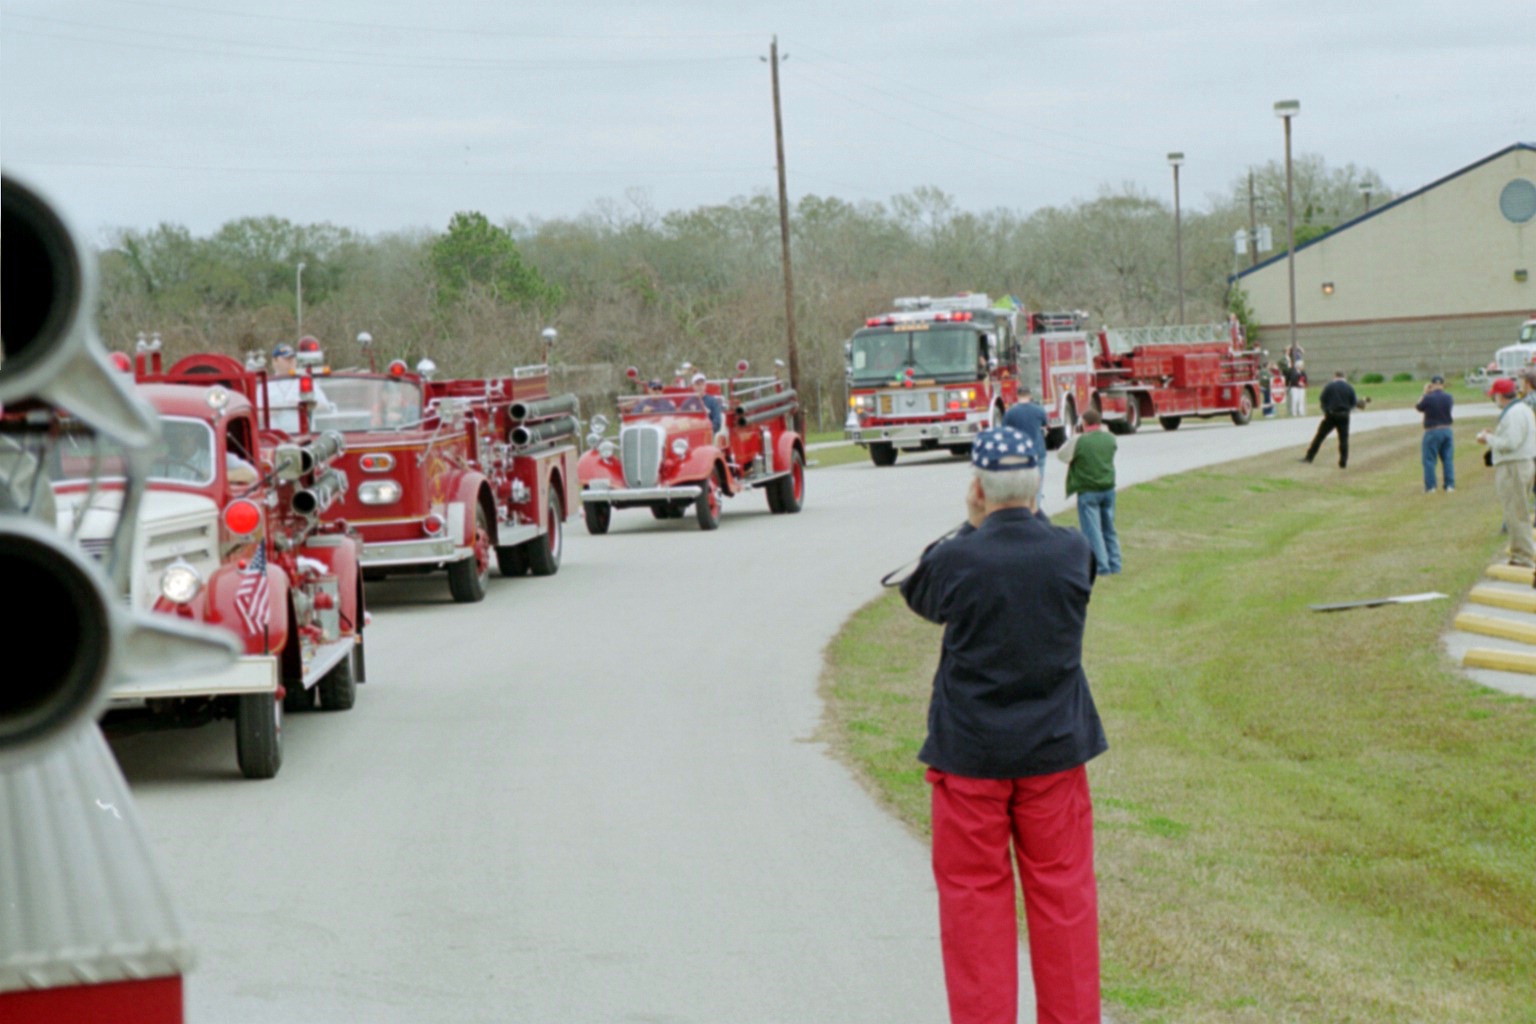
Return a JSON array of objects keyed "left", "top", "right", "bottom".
[
  {"left": 846, "top": 419, "right": 984, "bottom": 447},
  {"left": 111, "top": 654, "right": 278, "bottom": 701},
  {"left": 358, "top": 536, "right": 467, "bottom": 567},
  {"left": 581, "top": 482, "right": 704, "bottom": 504}
]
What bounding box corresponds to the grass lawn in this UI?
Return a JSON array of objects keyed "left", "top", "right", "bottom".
[{"left": 821, "top": 425, "right": 1536, "bottom": 1023}]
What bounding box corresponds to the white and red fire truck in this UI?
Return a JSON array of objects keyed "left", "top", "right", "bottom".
[
  {"left": 311, "top": 351, "right": 579, "bottom": 603},
  {"left": 48, "top": 346, "right": 369, "bottom": 779},
  {"left": 844, "top": 295, "right": 1262, "bottom": 464},
  {"left": 843, "top": 293, "right": 1022, "bottom": 466}
]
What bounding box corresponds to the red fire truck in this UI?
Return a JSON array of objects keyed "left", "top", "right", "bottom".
[
  {"left": 578, "top": 364, "right": 804, "bottom": 531},
  {"left": 843, "top": 293, "right": 1023, "bottom": 466},
  {"left": 50, "top": 347, "right": 370, "bottom": 779},
  {"left": 311, "top": 356, "right": 579, "bottom": 603},
  {"left": 1088, "top": 316, "right": 1263, "bottom": 434}
]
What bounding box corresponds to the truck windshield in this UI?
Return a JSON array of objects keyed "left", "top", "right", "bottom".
[
  {"left": 314, "top": 376, "right": 425, "bottom": 431},
  {"left": 48, "top": 417, "right": 215, "bottom": 486},
  {"left": 848, "top": 327, "right": 981, "bottom": 385},
  {"left": 1522, "top": 322, "right": 1536, "bottom": 344}
]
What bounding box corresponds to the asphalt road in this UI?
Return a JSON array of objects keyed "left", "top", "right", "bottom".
[{"left": 107, "top": 406, "right": 1448, "bottom": 1024}]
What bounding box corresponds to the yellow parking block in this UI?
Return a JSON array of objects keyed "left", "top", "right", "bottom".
[
  {"left": 1453, "top": 612, "right": 1536, "bottom": 645},
  {"left": 1463, "top": 647, "right": 1536, "bottom": 674},
  {"left": 1468, "top": 587, "right": 1536, "bottom": 613},
  {"left": 1485, "top": 563, "right": 1536, "bottom": 584}
]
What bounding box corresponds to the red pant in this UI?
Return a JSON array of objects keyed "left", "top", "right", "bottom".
[{"left": 927, "top": 764, "right": 1100, "bottom": 1024}]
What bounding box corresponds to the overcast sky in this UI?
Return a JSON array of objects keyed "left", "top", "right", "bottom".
[{"left": 2, "top": 0, "right": 1532, "bottom": 243}]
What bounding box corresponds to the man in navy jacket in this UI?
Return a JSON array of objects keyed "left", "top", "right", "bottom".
[{"left": 901, "top": 426, "right": 1107, "bottom": 1024}]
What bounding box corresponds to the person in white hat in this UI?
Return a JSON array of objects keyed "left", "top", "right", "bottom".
[{"left": 691, "top": 372, "right": 728, "bottom": 448}]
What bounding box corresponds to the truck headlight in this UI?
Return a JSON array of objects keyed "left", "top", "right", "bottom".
[
  {"left": 599, "top": 440, "right": 616, "bottom": 461},
  {"left": 671, "top": 438, "right": 689, "bottom": 457},
  {"left": 159, "top": 561, "right": 203, "bottom": 605},
  {"left": 359, "top": 480, "right": 402, "bottom": 505}
]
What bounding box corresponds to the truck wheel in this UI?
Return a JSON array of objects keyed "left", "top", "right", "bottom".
[
  {"left": 447, "top": 505, "right": 490, "bottom": 603},
  {"left": 1045, "top": 426, "right": 1066, "bottom": 450},
  {"left": 235, "top": 692, "right": 282, "bottom": 780},
  {"left": 1159, "top": 415, "right": 1183, "bottom": 431},
  {"left": 283, "top": 681, "right": 317, "bottom": 712},
  {"left": 319, "top": 649, "right": 357, "bottom": 711},
  {"left": 526, "top": 490, "right": 563, "bottom": 576},
  {"left": 584, "top": 501, "right": 611, "bottom": 535},
  {"left": 770, "top": 449, "right": 805, "bottom": 514},
  {"left": 496, "top": 544, "right": 530, "bottom": 577},
  {"left": 1230, "top": 390, "right": 1254, "bottom": 426},
  {"left": 870, "top": 442, "right": 897, "bottom": 467},
  {"left": 695, "top": 476, "right": 721, "bottom": 531},
  {"left": 1110, "top": 400, "right": 1141, "bottom": 435}
]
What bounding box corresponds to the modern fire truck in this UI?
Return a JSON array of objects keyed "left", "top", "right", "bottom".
[
  {"left": 310, "top": 350, "right": 579, "bottom": 603},
  {"left": 843, "top": 294, "right": 1022, "bottom": 466},
  {"left": 844, "top": 295, "right": 1262, "bottom": 464},
  {"left": 55, "top": 345, "right": 370, "bottom": 779}
]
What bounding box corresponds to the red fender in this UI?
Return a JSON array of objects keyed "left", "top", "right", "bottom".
[
  {"left": 675, "top": 446, "right": 731, "bottom": 494},
  {"left": 774, "top": 432, "right": 804, "bottom": 475},
  {"left": 204, "top": 562, "right": 291, "bottom": 656},
  {"left": 448, "top": 472, "right": 491, "bottom": 545},
  {"left": 295, "top": 534, "right": 363, "bottom": 635}
]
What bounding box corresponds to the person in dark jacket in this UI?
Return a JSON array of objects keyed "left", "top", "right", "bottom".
[
  {"left": 1415, "top": 375, "right": 1455, "bottom": 492},
  {"left": 1302, "top": 371, "right": 1361, "bottom": 468},
  {"left": 901, "top": 425, "right": 1107, "bottom": 1024}
]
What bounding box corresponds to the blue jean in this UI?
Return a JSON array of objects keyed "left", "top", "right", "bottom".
[
  {"left": 1421, "top": 428, "right": 1454, "bottom": 491},
  {"left": 1076, "top": 489, "right": 1121, "bottom": 574}
]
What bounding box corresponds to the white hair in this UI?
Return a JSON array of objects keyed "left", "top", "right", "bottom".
[{"left": 974, "top": 465, "right": 1040, "bottom": 505}]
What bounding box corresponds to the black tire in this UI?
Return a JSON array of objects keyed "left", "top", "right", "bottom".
[
  {"left": 1159, "top": 415, "right": 1183, "bottom": 431},
  {"left": 319, "top": 649, "right": 357, "bottom": 711},
  {"left": 495, "top": 544, "right": 529, "bottom": 577},
  {"left": 695, "top": 476, "right": 721, "bottom": 531},
  {"left": 526, "top": 489, "right": 563, "bottom": 576},
  {"left": 770, "top": 449, "right": 805, "bottom": 514},
  {"left": 447, "top": 505, "right": 490, "bottom": 603},
  {"left": 1230, "top": 389, "right": 1255, "bottom": 426},
  {"left": 1110, "top": 400, "right": 1141, "bottom": 435},
  {"left": 283, "top": 681, "right": 317, "bottom": 712},
  {"left": 1045, "top": 426, "right": 1066, "bottom": 450},
  {"left": 235, "top": 692, "right": 282, "bottom": 780},
  {"left": 870, "top": 442, "right": 897, "bottom": 467},
  {"left": 584, "top": 500, "right": 611, "bottom": 535}
]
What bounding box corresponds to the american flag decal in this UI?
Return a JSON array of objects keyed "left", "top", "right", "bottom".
[{"left": 235, "top": 540, "right": 271, "bottom": 635}]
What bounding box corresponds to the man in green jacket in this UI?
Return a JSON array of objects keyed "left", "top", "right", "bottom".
[{"left": 1058, "top": 408, "right": 1121, "bottom": 575}]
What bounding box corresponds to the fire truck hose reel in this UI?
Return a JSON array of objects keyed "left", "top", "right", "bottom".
[
  {"left": 734, "top": 388, "right": 798, "bottom": 416},
  {"left": 509, "top": 414, "right": 579, "bottom": 448},
  {"left": 508, "top": 393, "right": 581, "bottom": 422}
]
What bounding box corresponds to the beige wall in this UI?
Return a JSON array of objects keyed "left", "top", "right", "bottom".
[
  {"left": 1240, "top": 147, "right": 1536, "bottom": 354},
  {"left": 1253, "top": 311, "right": 1526, "bottom": 379}
]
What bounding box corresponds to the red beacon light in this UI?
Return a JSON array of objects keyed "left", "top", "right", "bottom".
[
  {"left": 224, "top": 498, "right": 262, "bottom": 537},
  {"left": 387, "top": 359, "right": 409, "bottom": 377},
  {"left": 625, "top": 366, "right": 640, "bottom": 381},
  {"left": 109, "top": 351, "right": 132, "bottom": 373},
  {"left": 298, "top": 374, "right": 315, "bottom": 396},
  {"left": 298, "top": 336, "right": 322, "bottom": 354}
]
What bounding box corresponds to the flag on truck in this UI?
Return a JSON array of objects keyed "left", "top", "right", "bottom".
[{"left": 235, "top": 539, "right": 270, "bottom": 634}]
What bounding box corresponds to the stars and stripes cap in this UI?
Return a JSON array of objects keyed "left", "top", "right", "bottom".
[{"left": 971, "top": 426, "right": 1038, "bottom": 471}]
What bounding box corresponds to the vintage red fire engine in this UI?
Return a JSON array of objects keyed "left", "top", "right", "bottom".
[
  {"left": 49, "top": 346, "right": 368, "bottom": 779},
  {"left": 307, "top": 344, "right": 579, "bottom": 602},
  {"left": 843, "top": 293, "right": 1023, "bottom": 466},
  {"left": 578, "top": 363, "right": 805, "bottom": 532}
]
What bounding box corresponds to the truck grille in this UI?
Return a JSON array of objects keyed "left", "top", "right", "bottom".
[
  {"left": 620, "top": 424, "right": 664, "bottom": 488},
  {"left": 878, "top": 388, "right": 942, "bottom": 418}
]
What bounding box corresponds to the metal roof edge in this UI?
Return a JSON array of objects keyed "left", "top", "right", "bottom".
[{"left": 1232, "top": 142, "right": 1536, "bottom": 284}]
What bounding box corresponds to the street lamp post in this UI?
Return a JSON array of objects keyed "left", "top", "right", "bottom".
[
  {"left": 1168, "top": 151, "right": 1185, "bottom": 323},
  {"left": 1359, "top": 182, "right": 1373, "bottom": 214},
  {"left": 296, "top": 261, "right": 307, "bottom": 341},
  {"left": 1273, "top": 100, "right": 1300, "bottom": 363}
]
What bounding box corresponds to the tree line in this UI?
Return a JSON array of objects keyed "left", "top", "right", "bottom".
[{"left": 96, "top": 154, "right": 1389, "bottom": 430}]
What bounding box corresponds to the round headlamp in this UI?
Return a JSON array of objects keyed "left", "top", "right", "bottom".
[
  {"left": 359, "top": 480, "right": 403, "bottom": 505},
  {"left": 159, "top": 561, "right": 204, "bottom": 605},
  {"left": 599, "top": 440, "right": 617, "bottom": 460},
  {"left": 671, "top": 438, "right": 689, "bottom": 458}
]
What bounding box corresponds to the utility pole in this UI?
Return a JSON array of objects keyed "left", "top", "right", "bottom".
[
  {"left": 764, "top": 36, "right": 804, "bottom": 436},
  {"left": 1274, "top": 99, "right": 1301, "bottom": 364},
  {"left": 1168, "top": 152, "right": 1185, "bottom": 323},
  {"left": 1247, "top": 172, "right": 1260, "bottom": 267}
]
